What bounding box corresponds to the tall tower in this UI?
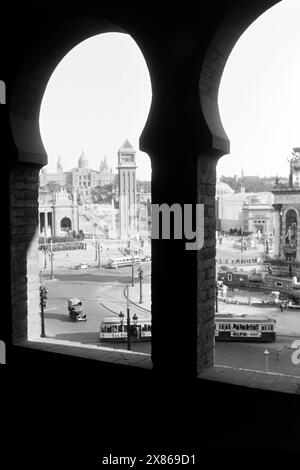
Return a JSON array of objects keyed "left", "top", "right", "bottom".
[
  {"left": 56, "top": 156, "right": 63, "bottom": 173},
  {"left": 117, "top": 139, "right": 137, "bottom": 239}
]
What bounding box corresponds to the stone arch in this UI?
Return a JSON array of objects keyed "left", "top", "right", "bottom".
[
  {"left": 196, "top": 0, "right": 280, "bottom": 374},
  {"left": 8, "top": 18, "right": 150, "bottom": 343},
  {"left": 199, "top": 0, "right": 280, "bottom": 156}
]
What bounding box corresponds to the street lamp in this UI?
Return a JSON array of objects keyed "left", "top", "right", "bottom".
[
  {"left": 43, "top": 228, "right": 47, "bottom": 269},
  {"left": 98, "top": 242, "right": 101, "bottom": 269},
  {"left": 126, "top": 285, "right": 131, "bottom": 351},
  {"left": 263, "top": 349, "right": 270, "bottom": 372},
  {"left": 133, "top": 313, "right": 139, "bottom": 339},
  {"left": 39, "top": 271, "right": 47, "bottom": 337},
  {"left": 119, "top": 310, "right": 124, "bottom": 330},
  {"left": 49, "top": 239, "right": 54, "bottom": 279},
  {"left": 131, "top": 250, "right": 135, "bottom": 286},
  {"left": 240, "top": 225, "right": 244, "bottom": 253},
  {"left": 138, "top": 264, "right": 144, "bottom": 303}
]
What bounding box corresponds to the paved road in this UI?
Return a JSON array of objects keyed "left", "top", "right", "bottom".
[
  {"left": 42, "top": 263, "right": 151, "bottom": 354},
  {"left": 215, "top": 335, "right": 300, "bottom": 377}
]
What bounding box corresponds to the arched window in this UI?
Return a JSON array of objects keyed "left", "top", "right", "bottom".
[
  {"left": 36, "top": 32, "right": 152, "bottom": 361},
  {"left": 60, "top": 217, "right": 72, "bottom": 233}
]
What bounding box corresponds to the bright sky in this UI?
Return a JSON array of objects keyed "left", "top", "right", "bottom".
[
  {"left": 40, "top": 0, "right": 300, "bottom": 182},
  {"left": 218, "top": 0, "right": 300, "bottom": 178},
  {"left": 39, "top": 33, "right": 152, "bottom": 180}
]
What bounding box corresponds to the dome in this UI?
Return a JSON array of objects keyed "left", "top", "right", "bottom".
[
  {"left": 78, "top": 150, "right": 89, "bottom": 169},
  {"left": 216, "top": 179, "right": 234, "bottom": 196}
]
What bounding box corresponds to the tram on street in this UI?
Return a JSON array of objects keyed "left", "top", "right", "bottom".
[
  {"left": 215, "top": 313, "right": 276, "bottom": 342},
  {"left": 99, "top": 316, "right": 152, "bottom": 342},
  {"left": 108, "top": 255, "right": 140, "bottom": 268}
]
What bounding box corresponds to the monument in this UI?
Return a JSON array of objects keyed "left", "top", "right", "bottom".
[{"left": 117, "top": 139, "right": 137, "bottom": 239}]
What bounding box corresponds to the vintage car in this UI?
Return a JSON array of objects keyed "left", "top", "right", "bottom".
[{"left": 67, "top": 298, "right": 87, "bottom": 321}]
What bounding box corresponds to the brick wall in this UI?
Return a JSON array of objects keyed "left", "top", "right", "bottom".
[
  {"left": 10, "top": 164, "right": 41, "bottom": 342},
  {"left": 197, "top": 155, "right": 218, "bottom": 373}
]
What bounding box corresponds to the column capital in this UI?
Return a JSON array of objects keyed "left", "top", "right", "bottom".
[{"left": 273, "top": 204, "right": 282, "bottom": 212}]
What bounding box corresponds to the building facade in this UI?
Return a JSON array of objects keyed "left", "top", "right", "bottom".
[
  {"left": 272, "top": 148, "right": 300, "bottom": 262},
  {"left": 38, "top": 188, "right": 79, "bottom": 237}
]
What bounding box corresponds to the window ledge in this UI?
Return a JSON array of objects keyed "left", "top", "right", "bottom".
[
  {"left": 199, "top": 364, "right": 300, "bottom": 395},
  {"left": 15, "top": 338, "right": 152, "bottom": 369}
]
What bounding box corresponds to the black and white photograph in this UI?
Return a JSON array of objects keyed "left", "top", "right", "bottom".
[{"left": 1, "top": 0, "right": 300, "bottom": 460}]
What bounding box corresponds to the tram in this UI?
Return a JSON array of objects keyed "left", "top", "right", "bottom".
[
  {"left": 108, "top": 255, "right": 140, "bottom": 268},
  {"left": 99, "top": 316, "right": 152, "bottom": 342},
  {"left": 215, "top": 313, "right": 276, "bottom": 342}
]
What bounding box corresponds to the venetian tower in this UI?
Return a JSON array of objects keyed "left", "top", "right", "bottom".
[{"left": 117, "top": 139, "right": 137, "bottom": 239}]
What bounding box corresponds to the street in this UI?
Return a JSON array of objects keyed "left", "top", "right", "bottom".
[
  {"left": 215, "top": 335, "right": 300, "bottom": 377},
  {"left": 41, "top": 245, "right": 151, "bottom": 354},
  {"left": 40, "top": 244, "right": 300, "bottom": 375}
]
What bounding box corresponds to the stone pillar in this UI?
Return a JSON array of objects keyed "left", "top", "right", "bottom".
[
  {"left": 273, "top": 204, "right": 282, "bottom": 258},
  {"left": 296, "top": 219, "right": 300, "bottom": 262}
]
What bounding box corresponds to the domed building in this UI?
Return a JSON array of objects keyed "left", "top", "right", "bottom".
[
  {"left": 77, "top": 150, "right": 89, "bottom": 169},
  {"left": 68, "top": 150, "right": 99, "bottom": 201}
]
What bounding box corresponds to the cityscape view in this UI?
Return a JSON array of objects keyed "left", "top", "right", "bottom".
[{"left": 37, "top": 1, "right": 300, "bottom": 387}]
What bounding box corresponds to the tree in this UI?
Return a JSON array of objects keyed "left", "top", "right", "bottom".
[{"left": 46, "top": 181, "right": 62, "bottom": 193}]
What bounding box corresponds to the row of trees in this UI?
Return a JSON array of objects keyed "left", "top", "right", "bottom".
[
  {"left": 39, "top": 230, "right": 85, "bottom": 245},
  {"left": 220, "top": 175, "right": 289, "bottom": 193}
]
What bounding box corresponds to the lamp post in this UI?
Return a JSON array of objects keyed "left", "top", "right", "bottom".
[
  {"left": 98, "top": 242, "right": 101, "bottom": 269},
  {"left": 126, "top": 285, "right": 131, "bottom": 351},
  {"left": 94, "top": 236, "right": 98, "bottom": 262},
  {"left": 131, "top": 250, "right": 135, "bottom": 286},
  {"left": 49, "top": 239, "right": 54, "bottom": 279},
  {"left": 138, "top": 264, "right": 144, "bottom": 303},
  {"left": 43, "top": 228, "right": 47, "bottom": 269},
  {"left": 263, "top": 349, "right": 270, "bottom": 372},
  {"left": 119, "top": 311, "right": 124, "bottom": 339},
  {"left": 39, "top": 271, "right": 47, "bottom": 337},
  {"left": 133, "top": 313, "right": 139, "bottom": 338},
  {"left": 240, "top": 225, "right": 244, "bottom": 253}
]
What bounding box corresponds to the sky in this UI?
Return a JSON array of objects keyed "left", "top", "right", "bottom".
[
  {"left": 39, "top": 33, "right": 152, "bottom": 180},
  {"left": 39, "top": 0, "right": 300, "bottom": 181},
  {"left": 218, "top": 0, "right": 300, "bottom": 178}
]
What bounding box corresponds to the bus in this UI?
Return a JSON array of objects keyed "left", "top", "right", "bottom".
[
  {"left": 108, "top": 255, "right": 141, "bottom": 268},
  {"left": 215, "top": 313, "right": 276, "bottom": 342},
  {"left": 99, "top": 316, "right": 152, "bottom": 342}
]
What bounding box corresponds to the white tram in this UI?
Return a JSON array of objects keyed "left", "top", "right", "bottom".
[
  {"left": 108, "top": 256, "right": 141, "bottom": 268},
  {"left": 215, "top": 314, "right": 276, "bottom": 342},
  {"left": 99, "top": 316, "right": 152, "bottom": 342}
]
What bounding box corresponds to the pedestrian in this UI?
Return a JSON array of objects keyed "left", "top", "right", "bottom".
[
  {"left": 279, "top": 302, "right": 283, "bottom": 312},
  {"left": 276, "top": 346, "right": 282, "bottom": 360}
]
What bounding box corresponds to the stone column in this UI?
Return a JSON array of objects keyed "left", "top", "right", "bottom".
[
  {"left": 273, "top": 204, "right": 282, "bottom": 258},
  {"left": 296, "top": 218, "right": 300, "bottom": 262}
]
